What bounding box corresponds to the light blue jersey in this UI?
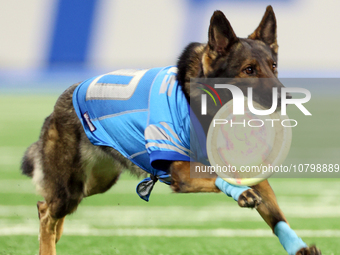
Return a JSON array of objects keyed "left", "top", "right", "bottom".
[{"left": 73, "top": 66, "right": 207, "bottom": 200}]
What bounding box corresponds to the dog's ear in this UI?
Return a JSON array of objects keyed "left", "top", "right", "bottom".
[
  {"left": 208, "top": 11, "right": 238, "bottom": 55},
  {"left": 248, "top": 5, "right": 278, "bottom": 53}
]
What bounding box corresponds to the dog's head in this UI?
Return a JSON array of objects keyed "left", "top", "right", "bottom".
[
  {"left": 203, "top": 6, "right": 278, "bottom": 79},
  {"left": 178, "top": 6, "right": 287, "bottom": 110}
]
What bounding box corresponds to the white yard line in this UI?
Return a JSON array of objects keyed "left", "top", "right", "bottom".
[
  {"left": 1, "top": 146, "right": 339, "bottom": 167},
  {"left": 1, "top": 179, "right": 340, "bottom": 196},
  {"left": 0, "top": 180, "right": 172, "bottom": 194},
  {"left": 1, "top": 226, "right": 340, "bottom": 237},
  {"left": 0, "top": 205, "right": 339, "bottom": 228}
]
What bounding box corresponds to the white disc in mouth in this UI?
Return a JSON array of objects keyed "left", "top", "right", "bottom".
[{"left": 206, "top": 98, "right": 292, "bottom": 186}]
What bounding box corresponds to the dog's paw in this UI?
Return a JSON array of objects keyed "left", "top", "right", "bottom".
[
  {"left": 238, "top": 189, "right": 262, "bottom": 208},
  {"left": 296, "top": 245, "right": 322, "bottom": 255}
]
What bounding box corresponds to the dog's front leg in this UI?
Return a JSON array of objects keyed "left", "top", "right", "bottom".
[
  {"left": 170, "top": 162, "right": 321, "bottom": 255},
  {"left": 252, "top": 180, "right": 321, "bottom": 255},
  {"left": 251, "top": 180, "right": 287, "bottom": 229},
  {"left": 170, "top": 161, "right": 261, "bottom": 207},
  {"left": 170, "top": 161, "right": 220, "bottom": 193},
  {"left": 219, "top": 178, "right": 321, "bottom": 254}
]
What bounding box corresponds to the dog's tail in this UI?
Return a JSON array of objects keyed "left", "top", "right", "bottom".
[
  {"left": 21, "top": 115, "right": 52, "bottom": 178},
  {"left": 21, "top": 142, "right": 40, "bottom": 178}
]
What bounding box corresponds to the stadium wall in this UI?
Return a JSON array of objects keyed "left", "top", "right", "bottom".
[{"left": 0, "top": 0, "right": 339, "bottom": 77}]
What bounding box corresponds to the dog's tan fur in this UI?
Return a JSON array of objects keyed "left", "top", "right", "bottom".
[{"left": 21, "top": 6, "right": 321, "bottom": 255}]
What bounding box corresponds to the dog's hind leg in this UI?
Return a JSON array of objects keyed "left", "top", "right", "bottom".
[
  {"left": 37, "top": 201, "right": 57, "bottom": 255},
  {"left": 55, "top": 216, "right": 65, "bottom": 244},
  {"left": 37, "top": 178, "right": 83, "bottom": 255},
  {"left": 37, "top": 198, "right": 81, "bottom": 255}
]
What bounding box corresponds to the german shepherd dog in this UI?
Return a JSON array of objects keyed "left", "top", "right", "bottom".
[{"left": 21, "top": 6, "right": 321, "bottom": 255}]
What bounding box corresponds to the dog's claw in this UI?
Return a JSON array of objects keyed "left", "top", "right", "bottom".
[
  {"left": 296, "top": 245, "right": 322, "bottom": 255},
  {"left": 238, "top": 189, "right": 262, "bottom": 208}
]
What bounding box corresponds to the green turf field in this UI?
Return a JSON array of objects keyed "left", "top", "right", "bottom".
[{"left": 0, "top": 95, "right": 339, "bottom": 255}]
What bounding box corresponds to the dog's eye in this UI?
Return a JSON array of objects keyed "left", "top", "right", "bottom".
[
  {"left": 244, "top": 66, "right": 254, "bottom": 75},
  {"left": 272, "top": 62, "right": 277, "bottom": 70}
]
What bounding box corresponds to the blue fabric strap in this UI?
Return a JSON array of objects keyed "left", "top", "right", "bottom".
[
  {"left": 274, "top": 221, "right": 307, "bottom": 255},
  {"left": 136, "top": 174, "right": 171, "bottom": 201},
  {"left": 136, "top": 177, "right": 155, "bottom": 202},
  {"left": 215, "top": 177, "right": 249, "bottom": 201},
  {"left": 157, "top": 174, "right": 171, "bottom": 185}
]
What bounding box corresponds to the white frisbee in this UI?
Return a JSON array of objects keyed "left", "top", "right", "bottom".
[{"left": 206, "top": 98, "right": 292, "bottom": 186}]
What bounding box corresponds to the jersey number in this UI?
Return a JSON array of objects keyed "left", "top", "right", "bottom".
[{"left": 86, "top": 69, "right": 148, "bottom": 100}]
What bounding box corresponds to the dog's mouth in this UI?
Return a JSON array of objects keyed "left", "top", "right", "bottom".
[
  {"left": 253, "top": 88, "right": 292, "bottom": 113},
  {"left": 254, "top": 95, "right": 282, "bottom": 113},
  {"left": 275, "top": 92, "right": 293, "bottom": 112}
]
